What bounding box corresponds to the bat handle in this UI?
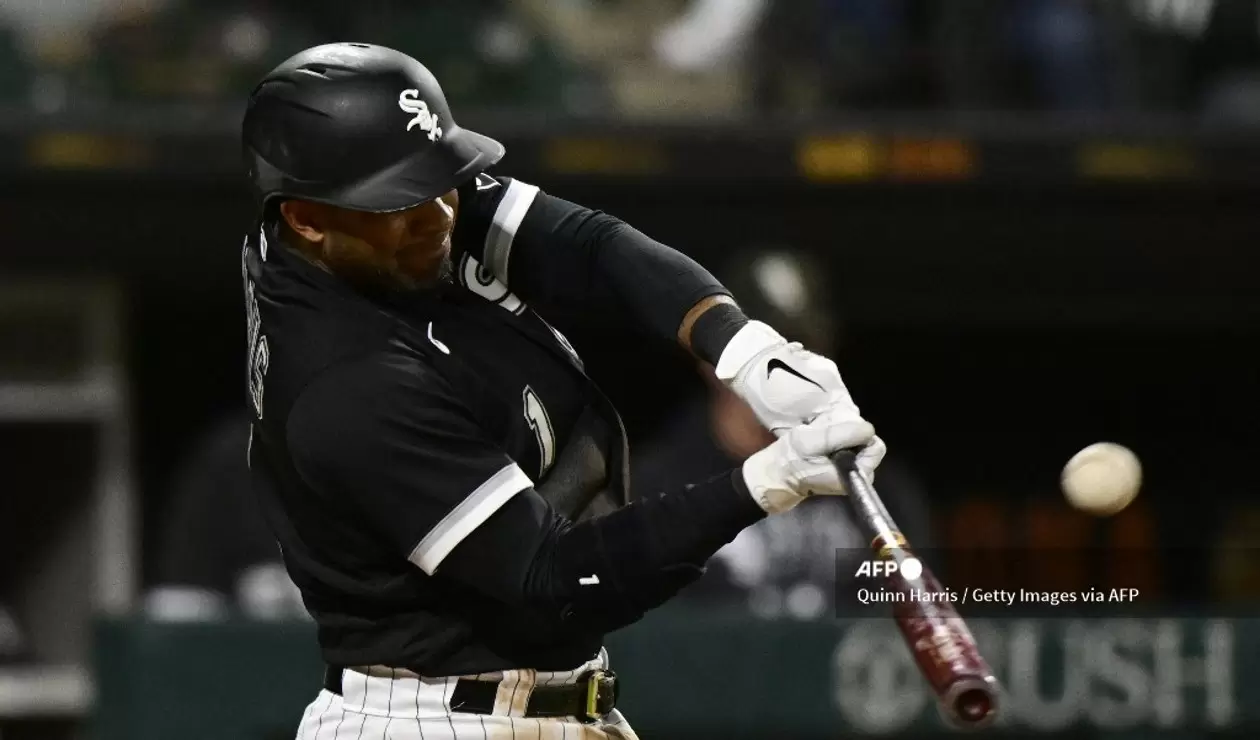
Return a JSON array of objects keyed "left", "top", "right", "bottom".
[{"left": 830, "top": 449, "right": 903, "bottom": 554}]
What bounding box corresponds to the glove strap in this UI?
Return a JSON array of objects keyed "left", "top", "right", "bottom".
[{"left": 714, "top": 321, "right": 786, "bottom": 381}]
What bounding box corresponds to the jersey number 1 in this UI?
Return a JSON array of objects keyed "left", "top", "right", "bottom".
[{"left": 522, "top": 386, "right": 555, "bottom": 477}]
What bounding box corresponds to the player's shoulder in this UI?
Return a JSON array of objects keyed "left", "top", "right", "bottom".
[
  {"left": 289, "top": 341, "right": 460, "bottom": 432},
  {"left": 282, "top": 343, "right": 482, "bottom": 478},
  {"left": 451, "top": 171, "right": 547, "bottom": 265},
  {"left": 457, "top": 171, "right": 541, "bottom": 214},
  {"left": 462, "top": 170, "right": 513, "bottom": 196}
]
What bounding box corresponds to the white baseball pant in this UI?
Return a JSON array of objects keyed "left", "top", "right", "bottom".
[{"left": 295, "top": 648, "right": 638, "bottom": 740}]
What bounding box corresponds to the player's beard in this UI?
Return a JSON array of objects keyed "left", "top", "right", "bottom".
[
  {"left": 431, "top": 249, "right": 454, "bottom": 286},
  {"left": 397, "top": 246, "right": 454, "bottom": 291}
]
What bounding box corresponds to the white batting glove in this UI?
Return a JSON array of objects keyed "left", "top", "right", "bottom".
[
  {"left": 715, "top": 320, "right": 886, "bottom": 477},
  {"left": 740, "top": 407, "right": 878, "bottom": 515}
]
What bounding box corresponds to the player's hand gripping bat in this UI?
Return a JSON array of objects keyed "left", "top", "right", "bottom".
[{"left": 831, "top": 450, "right": 1001, "bottom": 730}]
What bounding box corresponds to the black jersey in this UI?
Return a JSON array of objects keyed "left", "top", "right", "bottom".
[{"left": 243, "top": 175, "right": 631, "bottom": 675}]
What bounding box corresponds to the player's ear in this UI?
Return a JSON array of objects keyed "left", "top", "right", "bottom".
[{"left": 279, "top": 200, "right": 326, "bottom": 245}]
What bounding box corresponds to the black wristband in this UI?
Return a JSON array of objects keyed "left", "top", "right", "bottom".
[{"left": 690, "top": 300, "right": 749, "bottom": 366}]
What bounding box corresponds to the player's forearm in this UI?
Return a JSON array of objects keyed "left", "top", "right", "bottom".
[
  {"left": 525, "top": 469, "right": 765, "bottom": 631},
  {"left": 438, "top": 469, "right": 765, "bottom": 633}
]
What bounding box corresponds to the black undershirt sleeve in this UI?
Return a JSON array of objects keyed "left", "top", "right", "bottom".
[
  {"left": 453, "top": 177, "right": 748, "bottom": 363},
  {"left": 506, "top": 191, "right": 729, "bottom": 344},
  {"left": 439, "top": 468, "right": 766, "bottom": 633}
]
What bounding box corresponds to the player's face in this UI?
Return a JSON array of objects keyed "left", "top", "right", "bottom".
[{"left": 314, "top": 190, "right": 461, "bottom": 291}]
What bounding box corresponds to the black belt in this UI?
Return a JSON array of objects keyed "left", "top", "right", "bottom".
[{"left": 323, "top": 666, "right": 618, "bottom": 722}]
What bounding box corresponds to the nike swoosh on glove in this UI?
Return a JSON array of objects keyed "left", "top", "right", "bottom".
[
  {"left": 715, "top": 320, "right": 886, "bottom": 479},
  {"left": 741, "top": 407, "right": 880, "bottom": 515}
]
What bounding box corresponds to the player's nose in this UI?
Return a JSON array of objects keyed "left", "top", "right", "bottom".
[{"left": 408, "top": 200, "right": 453, "bottom": 233}]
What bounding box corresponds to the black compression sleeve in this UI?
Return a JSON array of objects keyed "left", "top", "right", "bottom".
[
  {"left": 510, "top": 193, "right": 733, "bottom": 344},
  {"left": 437, "top": 468, "right": 766, "bottom": 633},
  {"left": 526, "top": 469, "right": 765, "bottom": 632}
]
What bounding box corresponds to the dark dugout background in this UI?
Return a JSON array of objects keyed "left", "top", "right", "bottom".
[
  {"left": 3, "top": 123, "right": 1260, "bottom": 739},
  {"left": 2, "top": 136, "right": 1258, "bottom": 582}
]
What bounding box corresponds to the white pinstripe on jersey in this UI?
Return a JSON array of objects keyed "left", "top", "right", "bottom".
[{"left": 293, "top": 649, "right": 637, "bottom": 740}]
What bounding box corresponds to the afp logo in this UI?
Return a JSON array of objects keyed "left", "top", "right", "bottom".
[{"left": 855, "top": 557, "right": 923, "bottom": 580}]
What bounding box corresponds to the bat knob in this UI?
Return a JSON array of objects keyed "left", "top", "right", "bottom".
[{"left": 829, "top": 449, "right": 859, "bottom": 473}]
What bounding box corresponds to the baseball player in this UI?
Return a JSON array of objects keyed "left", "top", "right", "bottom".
[{"left": 241, "top": 43, "right": 886, "bottom": 740}]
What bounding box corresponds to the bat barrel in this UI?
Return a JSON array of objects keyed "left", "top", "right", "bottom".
[
  {"left": 831, "top": 450, "right": 1002, "bottom": 731},
  {"left": 890, "top": 582, "right": 1001, "bottom": 730}
]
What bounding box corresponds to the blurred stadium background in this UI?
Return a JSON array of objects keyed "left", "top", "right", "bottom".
[{"left": 1, "top": 0, "right": 1259, "bottom": 738}]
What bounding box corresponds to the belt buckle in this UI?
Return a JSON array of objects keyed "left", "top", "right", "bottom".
[{"left": 582, "top": 669, "right": 617, "bottom": 722}]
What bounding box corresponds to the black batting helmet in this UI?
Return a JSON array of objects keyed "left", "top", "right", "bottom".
[{"left": 242, "top": 43, "right": 504, "bottom": 212}]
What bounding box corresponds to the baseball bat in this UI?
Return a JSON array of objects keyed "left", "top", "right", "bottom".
[{"left": 831, "top": 450, "right": 1001, "bottom": 731}]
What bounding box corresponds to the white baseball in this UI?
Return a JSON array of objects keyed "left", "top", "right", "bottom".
[{"left": 1060, "top": 442, "right": 1142, "bottom": 516}]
